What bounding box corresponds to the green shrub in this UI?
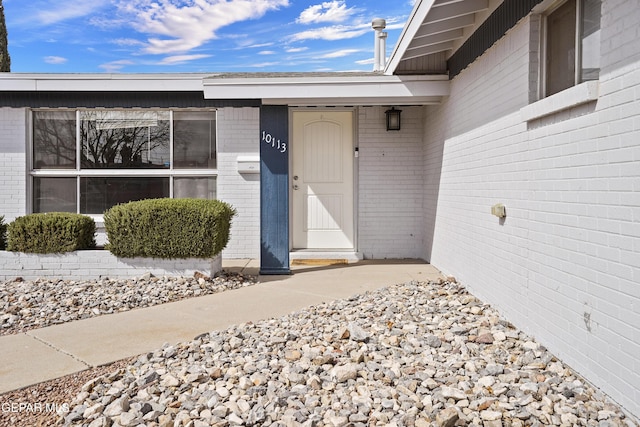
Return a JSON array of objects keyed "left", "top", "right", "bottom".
[
  {"left": 7, "top": 213, "right": 96, "bottom": 253},
  {"left": 104, "top": 198, "right": 236, "bottom": 259},
  {"left": 0, "top": 215, "right": 6, "bottom": 250}
]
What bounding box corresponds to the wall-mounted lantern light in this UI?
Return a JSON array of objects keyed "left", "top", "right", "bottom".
[{"left": 385, "top": 107, "right": 402, "bottom": 131}]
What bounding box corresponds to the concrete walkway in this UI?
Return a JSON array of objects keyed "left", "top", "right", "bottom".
[{"left": 0, "top": 259, "right": 442, "bottom": 394}]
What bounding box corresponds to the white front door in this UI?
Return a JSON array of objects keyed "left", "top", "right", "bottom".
[{"left": 292, "top": 111, "right": 354, "bottom": 249}]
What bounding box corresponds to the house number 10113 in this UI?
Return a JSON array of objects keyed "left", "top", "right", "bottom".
[{"left": 262, "top": 131, "right": 287, "bottom": 153}]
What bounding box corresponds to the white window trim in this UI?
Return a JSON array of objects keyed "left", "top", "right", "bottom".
[
  {"left": 31, "top": 169, "right": 218, "bottom": 177},
  {"left": 539, "top": 0, "right": 600, "bottom": 99}
]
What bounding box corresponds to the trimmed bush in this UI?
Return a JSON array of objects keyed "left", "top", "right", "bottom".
[
  {"left": 104, "top": 198, "right": 236, "bottom": 259},
  {"left": 7, "top": 213, "right": 96, "bottom": 253},
  {"left": 0, "top": 215, "right": 6, "bottom": 250}
]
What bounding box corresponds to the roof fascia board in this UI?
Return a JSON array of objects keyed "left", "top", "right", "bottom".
[
  {"left": 385, "top": 0, "right": 437, "bottom": 75},
  {"left": 0, "top": 73, "right": 451, "bottom": 106},
  {"left": 203, "top": 75, "right": 449, "bottom": 105},
  {"left": 0, "top": 73, "right": 207, "bottom": 92},
  {"left": 204, "top": 75, "right": 436, "bottom": 85},
  {"left": 262, "top": 96, "right": 443, "bottom": 106}
]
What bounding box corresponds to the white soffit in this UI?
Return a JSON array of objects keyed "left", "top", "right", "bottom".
[
  {"left": 203, "top": 75, "right": 450, "bottom": 106},
  {"left": 385, "top": 0, "right": 491, "bottom": 74}
]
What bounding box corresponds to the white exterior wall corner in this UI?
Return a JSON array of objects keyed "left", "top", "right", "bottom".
[
  {"left": 358, "top": 105, "right": 425, "bottom": 259},
  {"left": 423, "top": 7, "right": 640, "bottom": 420},
  {"left": 0, "top": 108, "right": 27, "bottom": 222},
  {"left": 216, "top": 107, "right": 261, "bottom": 259}
]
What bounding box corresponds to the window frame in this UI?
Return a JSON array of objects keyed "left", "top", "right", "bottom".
[
  {"left": 29, "top": 108, "right": 219, "bottom": 217},
  {"left": 540, "top": 0, "right": 601, "bottom": 98}
]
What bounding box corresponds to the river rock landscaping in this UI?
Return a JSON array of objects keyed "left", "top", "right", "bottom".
[
  {"left": 57, "top": 280, "right": 634, "bottom": 427},
  {"left": 0, "top": 271, "right": 256, "bottom": 336}
]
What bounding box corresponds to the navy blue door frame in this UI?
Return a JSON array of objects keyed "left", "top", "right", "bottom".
[{"left": 259, "top": 105, "right": 290, "bottom": 275}]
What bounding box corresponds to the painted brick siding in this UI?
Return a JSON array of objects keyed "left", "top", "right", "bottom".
[
  {"left": 423, "top": 5, "right": 640, "bottom": 419},
  {"left": 0, "top": 251, "right": 221, "bottom": 281},
  {"left": 0, "top": 108, "right": 27, "bottom": 222},
  {"left": 358, "top": 106, "right": 424, "bottom": 259},
  {"left": 216, "top": 107, "right": 260, "bottom": 259}
]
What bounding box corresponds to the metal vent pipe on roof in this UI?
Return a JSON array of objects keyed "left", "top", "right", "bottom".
[{"left": 372, "top": 18, "right": 387, "bottom": 72}]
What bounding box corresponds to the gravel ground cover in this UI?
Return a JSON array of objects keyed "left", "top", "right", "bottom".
[
  {"left": 0, "top": 271, "right": 256, "bottom": 336},
  {"left": 48, "top": 280, "right": 634, "bottom": 427},
  {"left": 0, "top": 358, "right": 136, "bottom": 427}
]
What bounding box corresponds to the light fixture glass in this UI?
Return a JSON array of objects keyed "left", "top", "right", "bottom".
[{"left": 385, "top": 107, "right": 402, "bottom": 131}]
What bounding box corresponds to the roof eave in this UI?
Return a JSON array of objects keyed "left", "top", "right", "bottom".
[
  {"left": 385, "top": 0, "right": 437, "bottom": 75},
  {"left": 0, "top": 73, "right": 209, "bottom": 92},
  {"left": 203, "top": 74, "right": 449, "bottom": 106}
]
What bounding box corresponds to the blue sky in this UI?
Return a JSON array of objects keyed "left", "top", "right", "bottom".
[{"left": 4, "top": 0, "right": 414, "bottom": 73}]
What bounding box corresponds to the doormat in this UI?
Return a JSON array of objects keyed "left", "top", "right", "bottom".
[{"left": 291, "top": 259, "right": 348, "bottom": 266}]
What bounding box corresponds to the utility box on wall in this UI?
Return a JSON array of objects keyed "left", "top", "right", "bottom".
[
  {"left": 491, "top": 203, "right": 506, "bottom": 218},
  {"left": 237, "top": 155, "right": 260, "bottom": 174}
]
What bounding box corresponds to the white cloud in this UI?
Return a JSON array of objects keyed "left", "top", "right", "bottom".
[
  {"left": 289, "top": 24, "right": 369, "bottom": 42},
  {"left": 33, "top": 0, "right": 109, "bottom": 25},
  {"left": 248, "top": 61, "right": 279, "bottom": 68},
  {"left": 158, "top": 54, "right": 212, "bottom": 65},
  {"left": 259, "top": 50, "right": 277, "bottom": 55},
  {"left": 112, "top": 38, "right": 147, "bottom": 47},
  {"left": 321, "top": 49, "right": 360, "bottom": 58},
  {"left": 246, "top": 42, "right": 275, "bottom": 49},
  {"left": 43, "top": 56, "right": 68, "bottom": 65},
  {"left": 296, "top": 1, "right": 355, "bottom": 24},
  {"left": 385, "top": 21, "right": 407, "bottom": 31},
  {"left": 286, "top": 47, "right": 309, "bottom": 53},
  {"left": 355, "top": 57, "right": 374, "bottom": 65},
  {"left": 90, "top": 16, "right": 130, "bottom": 31},
  {"left": 116, "top": 0, "right": 290, "bottom": 55},
  {"left": 99, "top": 59, "right": 135, "bottom": 73}
]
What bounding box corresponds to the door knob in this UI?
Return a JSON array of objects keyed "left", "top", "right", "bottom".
[{"left": 293, "top": 184, "right": 299, "bottom": 190}]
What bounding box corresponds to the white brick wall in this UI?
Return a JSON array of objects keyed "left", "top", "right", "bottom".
[
  {"left": 216, "top": 107, "right": 260, "bottom": 259},
  {"left": 0, "top": 108, "right": 27, "bottom": 221},
  {"left": 423, "top": 5, "right": 640, "bottom": 418},
  {"left": 358, "top": 106, "right": 425, "bottom": 259},
  {"left": 216, "top": 105, "right": 429, "bottom": 260},
  {"left": 0, "top": 251, "right": 221, "bottom": 281}
]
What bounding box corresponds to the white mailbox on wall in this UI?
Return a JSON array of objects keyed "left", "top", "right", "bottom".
[{"left": 237, "top": 155, "right": 260, "bottom": 174}]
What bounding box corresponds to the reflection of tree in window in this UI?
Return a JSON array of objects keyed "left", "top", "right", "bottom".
[
  {"left": 80, "top": 111, "right": 170, "bottom": 169},
  {"left": 81, "top": 177, "right": 169, "bottom": 214},
  {"left": 33, "top": 111, "right": 76, "bottom": 169},
  {"left": 173, "top": 112, "right": 216, "bottom": 169}
]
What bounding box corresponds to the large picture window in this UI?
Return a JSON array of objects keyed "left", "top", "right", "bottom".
[
  {"left": 80, "top": 111, "right": 170, "bottom": 169},
  {"left": 544, "top": 0, "right": 601, "bottom": 97},
  {"left": 31, "top": 109, "right": 217, "bottom": 215}
]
